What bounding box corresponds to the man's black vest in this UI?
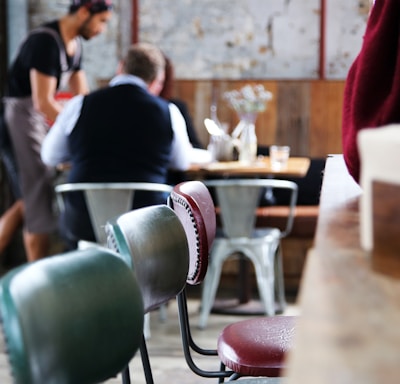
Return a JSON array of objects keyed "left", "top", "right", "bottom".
[
  {"left": 68, "top": 83, "right": 173, "bottom": 184},
  {"left": 61, "top": 83, "right": 174, "bottom": 245}
]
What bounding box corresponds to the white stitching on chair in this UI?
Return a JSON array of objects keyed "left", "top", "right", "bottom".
[
  {"left": 0, "top": 317, "right": 15, "bottom": 382},
  {"left": 105, "top": 227, "right": 118, "bottom": 253},
  {"left": 171, "top": 193, "right": 201, "bottom": 283}
]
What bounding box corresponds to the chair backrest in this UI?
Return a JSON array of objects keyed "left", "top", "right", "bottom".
[
  {"left": 105, "top": 205, "right": 189, "bottom": 313},
  {"left": 0, "top": 248, "right": 144, "bottom": 384},
  {"left": 55, "top": 182, "right": 173, "bottom": 244},
  {"left": 204, "top": 179, "right": 298, "bottom": 238},
  {"left": 168, "top": 181, "right": 216, "bottom": 285},
  {"left": 167, "top": 181, "right": 235, "bottom": 380}
]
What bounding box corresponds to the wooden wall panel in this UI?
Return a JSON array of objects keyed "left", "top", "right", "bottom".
[
  {"left": 276, "top": 82, "right": 310, "bottom": 156},
  {"left": 173, "top": 80, "right": 279, "bottom": 149},
  {"left": 251, "top": 81, "right": 278, "bottom": 149},
  {"left": 174, "top": 79, "right": 345, "bottom": 157},
  {"left": 310, "top": 81, "right": 345, "bottom": 157}
]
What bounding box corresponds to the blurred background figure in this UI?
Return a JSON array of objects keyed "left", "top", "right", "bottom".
[
  {"left": 156, "top": 54, "right": 203, "bottom": 149},
  {"left": 41, "top": 43, "right": 192, "bottom": 249},
  {"left": 149, "top": 53, "right": 210, "bottom": 184},
  {"left": 1, "top": 0, "right": 113, "bottom": 261}
]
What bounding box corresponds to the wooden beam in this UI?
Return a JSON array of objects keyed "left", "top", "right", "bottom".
[
  {"left": 319, "top": 0, "right": 326, "bottom": 79},
  {"left": 131, "top": 0, "right": 139, "bottom": 43}
]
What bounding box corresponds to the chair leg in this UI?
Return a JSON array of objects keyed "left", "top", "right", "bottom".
[
  {"left": 144, "top": 305, "right": 167, "bottom": 340},
  {"left": 198, "top": 242, "right": 227, "bottom": 329},
  {"left": 139, "top": 334, "right": 154, "bottom": 384},
  {"left": 159, "top": 303, "right": 168, "bottom": 322},
  {"left": 252, "top": 243, "right": 276, "bottom": 316},
  {"left": 218, "top": 362, "right": 226, "bottom": 383},
  {"left": 121, "top": 366, "right": 131, "bottom": 384},
  {"left": 274, "top": 244, "right": 287, "bottom": 313},
  {"left": 143, "top": 313, "right": 151, "bottom": 340}
]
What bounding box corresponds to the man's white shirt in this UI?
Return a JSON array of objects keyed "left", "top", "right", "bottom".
[{"left": 41, "top": 74, "right": 193, "bottom": 171}]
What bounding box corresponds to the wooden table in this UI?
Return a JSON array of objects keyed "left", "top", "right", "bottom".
[
  {"left": 187, "top": 156, "right": 310, "bottom": 179},
  {"left": 284, "top": 154, "right": 400, "bottom": 384}
]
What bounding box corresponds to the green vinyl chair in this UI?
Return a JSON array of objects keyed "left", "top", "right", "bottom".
[
  {"left": 106, "top": 205, "right": 189, "bottom": 384},
  {"left": 0, "top": 247, "right": 144, "bottom": 384}
]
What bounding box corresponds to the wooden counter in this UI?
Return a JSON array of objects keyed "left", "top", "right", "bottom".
[{"left": 284, "top": 154, "right": 400, "bottom": 384}]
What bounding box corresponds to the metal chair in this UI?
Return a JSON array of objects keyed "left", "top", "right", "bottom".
[
  {"left": 198, "top": 179, "right": 298, "bottom": 329},
  {"left": 169, "top": 180, "right": 296, "bottom": 381},
  {"left": 105, "top": 205, "right": 189, "bottom": 384},
  {"left": 0, "top": 247, "right": 144, "bottom": 384},
  {"left": 55, "top": 182, "right": 173, "bottom": 245},
  {"left": 54, "top": 181, "right": 173, "bottom": 340}
]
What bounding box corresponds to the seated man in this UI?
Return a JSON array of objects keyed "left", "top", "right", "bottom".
[{"left": 41, "top": 43, "right": 192, "bottom": 249}]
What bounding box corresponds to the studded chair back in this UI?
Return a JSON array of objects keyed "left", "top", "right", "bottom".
[
  {"left": 168, "top": 180, "right": 216, "bottom": 285},
  {"left": 170, "top": 180, "right": 296, "bottom": 381}
]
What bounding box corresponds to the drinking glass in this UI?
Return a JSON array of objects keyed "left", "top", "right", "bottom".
[{"left": 269, "top": 145, "right": 290, "bottom": 171}]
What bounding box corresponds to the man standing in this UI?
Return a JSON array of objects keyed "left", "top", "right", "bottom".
[
  {"left": 41, "top": 43, "right": 192, "bottom": 249},
  {"left": 2, "top": 0, "right": 113, "bottom": 261}
]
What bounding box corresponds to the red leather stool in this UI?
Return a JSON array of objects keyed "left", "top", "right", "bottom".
[
  {"left": 169, "top": 180, "right": 297, "bottom": 381},
  {"left": 218, "top": 316, "right": 296, "bottom": 377}
]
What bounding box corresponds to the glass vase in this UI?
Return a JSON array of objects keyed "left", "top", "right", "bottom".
[{"left": 233, "top": 112, "right": 258, "bottom": 164}]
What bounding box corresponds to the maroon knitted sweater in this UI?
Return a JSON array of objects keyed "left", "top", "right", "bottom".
[{"left": 342, "top": 0, "right": 400, "bottom": 183}]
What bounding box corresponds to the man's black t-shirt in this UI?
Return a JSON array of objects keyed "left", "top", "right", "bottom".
[{"left": 6, "top": 21, "right": 82, "bottom": 97}]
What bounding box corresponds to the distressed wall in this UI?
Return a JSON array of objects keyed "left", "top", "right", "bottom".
[
  {"left": 140, "top": 0, "right": 370, "bottom": 80},
  {"left": 140, "top": 0, "right": 320, "bottom": 79},
  {"left": 20, "top": 0, "right": 371, "bottom": 155},
  {"left": 325, "top": 0, "right": 370, "bottom": 78},
  {"left": 16, "top": 0, "right": 371, "bottom": 85}
]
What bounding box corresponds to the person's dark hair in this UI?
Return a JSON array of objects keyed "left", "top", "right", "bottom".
[
  {"left": 122, "top": 43, "right": 165, "bottom": 84},
  {"left": 69, "top": 0, "right": 113, "bottom": 14},
  {"left": 159, "top": 55, "right": 174, "bottom": 100}
]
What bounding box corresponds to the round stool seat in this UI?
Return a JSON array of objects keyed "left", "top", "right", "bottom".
[{"left": 217, "top": 316, "right": 296, "bottom": 377}]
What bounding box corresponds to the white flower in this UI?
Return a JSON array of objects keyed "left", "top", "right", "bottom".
[{"left": 224, "top": 84, "right": 273, "bottom": 114}]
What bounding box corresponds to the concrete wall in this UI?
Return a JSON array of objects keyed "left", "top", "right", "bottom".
[
  {"left": 7, "top": 0, "right": 28, "bottom": 66},
  {"left": 139, "top": 0, "right": 370, "bottom": 80},
  {"left": 325, "top": 0, "right": 370, "bottom": 78},
  {"left": 7, "top": 0, "right": 370, "bottom": 86},
  {"left": 140, "top": 0, "right": 321, "bottom": 79}
]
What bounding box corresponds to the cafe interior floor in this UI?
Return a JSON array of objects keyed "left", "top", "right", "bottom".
[
  {"left": 0, "top": 297, "right": 298, "bottom": 384},
  {"left": 104, "top": 287, "right": 300, "bottom": 384}
]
